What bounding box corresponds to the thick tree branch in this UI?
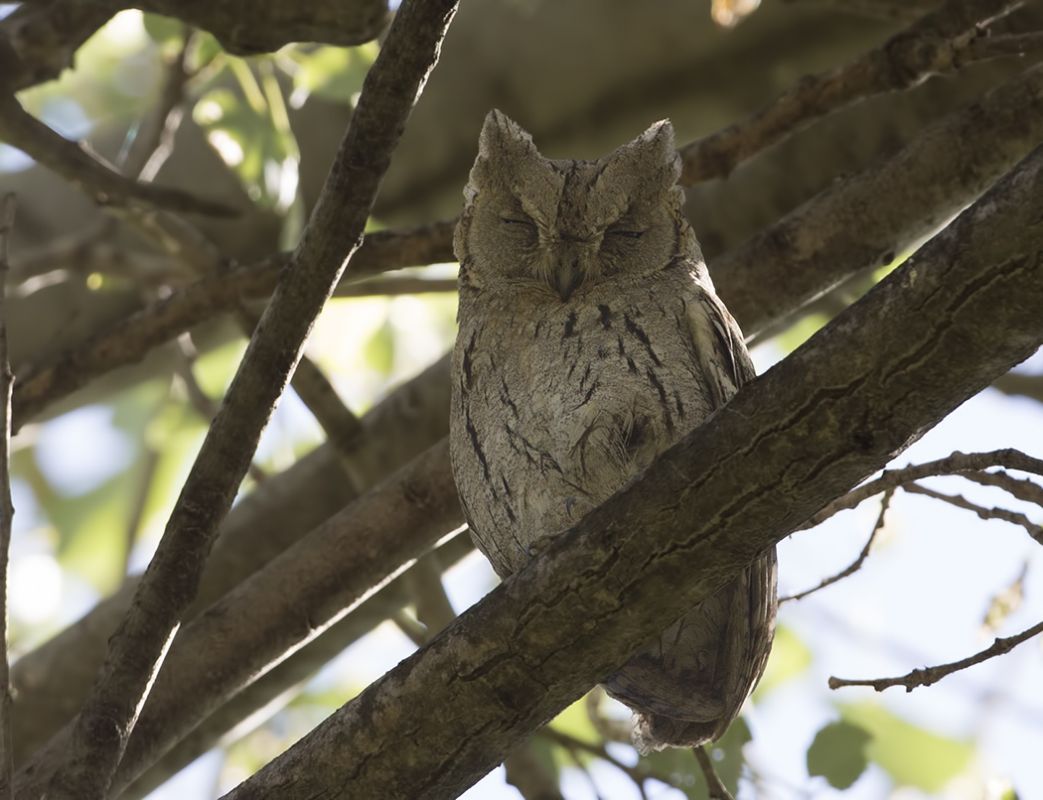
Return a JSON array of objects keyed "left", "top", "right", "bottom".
[
  {"left": 713, "top": 61, "right": 1043, "bottom": 334},
  {"left": 39, "top": 1, "right": 460, "bottom": 795},
  {"left": 0, "top": 0, "right": 388, "bottom": 90},
  {"left": 122, "top": 533, "right": 475, "bottom": 800},
  {"left": 0, "top": 2, "right": 116, "bottom": 91},
  {"left": 0, "top": 195, "right": 16, "bottom": 800},
  {"left": 221, "top": 145, "right": 1043, "bottom": 800},
  {"left": 679, "top": 0, "right": 1025, "bottom": 184},
  {"left": 828, "top": 618, "right": 1043, "bottom": 691},
  {"left": 10, "top": 355, "right": 451, "bottom": 764},
  {"left": 15, "top": 441, "right": 462, "bottom": 799}
]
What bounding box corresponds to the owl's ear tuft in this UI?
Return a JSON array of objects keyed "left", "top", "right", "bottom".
[
  {"left": 479, "top": 109, "right": 539, "bottom": 162},
  {"left": 629, "top": 119, "right": 680, "bottom": 183}
]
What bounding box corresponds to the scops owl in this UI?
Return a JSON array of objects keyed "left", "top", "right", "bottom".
[{"left": 449, "top": 110, "right": 778, "bottom": 751}]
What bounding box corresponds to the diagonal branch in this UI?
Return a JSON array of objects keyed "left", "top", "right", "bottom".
[
  {"left": 38, "top": 1, "right": 461, "bottom": 796},
  {"left": 0, "top": 66, "right": 236, "bottom": 218},
  {"left": 220, "top": 143, "right": 1043, "bottom": 800},
  {"left": 680, "top": 0, "right": 1027, "bottom": 184},
  {"left": 713, "top": 60, "right": 1043, "bottom": 334},
  {"left": 828, "top": 618, "right": 1043, "bottom": 691}
]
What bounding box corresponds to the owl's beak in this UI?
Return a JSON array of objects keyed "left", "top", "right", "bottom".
[{"left": 551, "top": 263, "right": 584, "bottom": 301}]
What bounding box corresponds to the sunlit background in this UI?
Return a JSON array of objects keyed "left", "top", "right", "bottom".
[{"left": 2, "top": 9, "right": 1041, "bottom": 799}]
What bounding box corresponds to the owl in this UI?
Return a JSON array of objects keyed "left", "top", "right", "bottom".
[{"left": 449, "top": 110, "right": 777, "bottom": 751}]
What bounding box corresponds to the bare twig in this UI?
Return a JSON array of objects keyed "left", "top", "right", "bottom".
[
  {"left": 0, "top": 88, "right": 236, "bottom": 218},
  {"left": 829, "top": 618, "right": 1043, "bottom": 691},
  {"left": 959, "top": 468, "right": 1043, "bottom": 507},
  {"left": 39, "top": 0, "right": 461, "bottom": 795},
  {"left": 903, "top": 482, "right": 1043, "bottom": 545},
  {"left": 121, "top": 446, "right": 160, "bottom": 579},
  {"left": 965, "top": 31, "right": 1043, "bottom": 61},
  {"left": 679, "top": 0, "right": 1023, "bottom": 184},
  {"left": 122, "top": 30, "right": 195, "bottom": 182},
  {"left": 802, "top": 449, "right": 1043, "bottom": 529},
  {"left": 782, "top": 489, "right": 894, "bottom": 603},
  {"left": 0, "top": 194, "right": 16, "bottom": 799},
  {"left": 694, "top": 745, "right": 736, "bottom": 800}
]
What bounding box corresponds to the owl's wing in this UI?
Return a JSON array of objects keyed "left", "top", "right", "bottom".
[
  {"left": 620, "top": 280, "right": 778, "bottom": 750},
  {"left": 685, "top": 282, "right": 756, "bottom": 407}
]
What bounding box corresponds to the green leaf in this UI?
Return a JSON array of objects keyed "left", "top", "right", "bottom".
[
  {"left": 753, "top": 624, "right": 812, "bottom": 699},
  {"left": 840, "top": 702, "right": 974, "bottom": 792},
  {"left": 806, "top": 720, "right": 872, "bottom": 789}
]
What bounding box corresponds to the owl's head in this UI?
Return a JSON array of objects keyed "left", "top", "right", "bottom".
[{"left": 455, "top": 110, "right": 700, "bottom": 301}]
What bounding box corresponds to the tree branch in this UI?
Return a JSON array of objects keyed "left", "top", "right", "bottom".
[
  {"left": 781, "top": 489, "right": 894, "bottom": 603},
  {"left": 801, "top": 449, "right": 1043, "bottom": 528},
  {"left": 713, "top": 61, "right": 1043, "bottom": 335},
  {"left": 220, "top": 142, "right": 1043, "bottom": 800},
  {"left": 39, "top": 1, "right": 460, "bottom": 795},
  {"left": 0, "top": 88, "right": 237, "bottom": 218},
  {"left": 0, "top": 0, "right": 388, "bottom": 91},
  {"left": 903, "top": 482, "right": 1043, "bottom": 544},
  {"left": 679, "top": 0, "right": 1025, "bottom": 184},
  {"left": 828, "top": 618, "right": 1043, "bottom": 691},
  {"left": 693, "top": 745, "right": 736, "bottom": 800},
  {"left": 122, "top": 532, "right": 474, "bottom": 799},
  {"left": 0, "top": 194, "right": 16, "bottom": 800}
]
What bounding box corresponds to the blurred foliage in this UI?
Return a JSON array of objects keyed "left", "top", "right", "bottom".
[
  {"left": 841, "top": 701, "right": 975, "bottom": 792},
  {"left": 754, "top": 623, "right": 813, "bottom": 699}
]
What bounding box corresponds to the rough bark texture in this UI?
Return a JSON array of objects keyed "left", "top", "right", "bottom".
[
  {"left": 10, "top": 353, "right": 450, "bottom": 764},
  {"left": 222, "top": 148, "right": 1043, "bottom": 799}
]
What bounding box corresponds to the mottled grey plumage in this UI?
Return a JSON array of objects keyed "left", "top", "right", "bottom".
[{"left": 449, "top": 110, "right": 777, "bottom": 750}]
